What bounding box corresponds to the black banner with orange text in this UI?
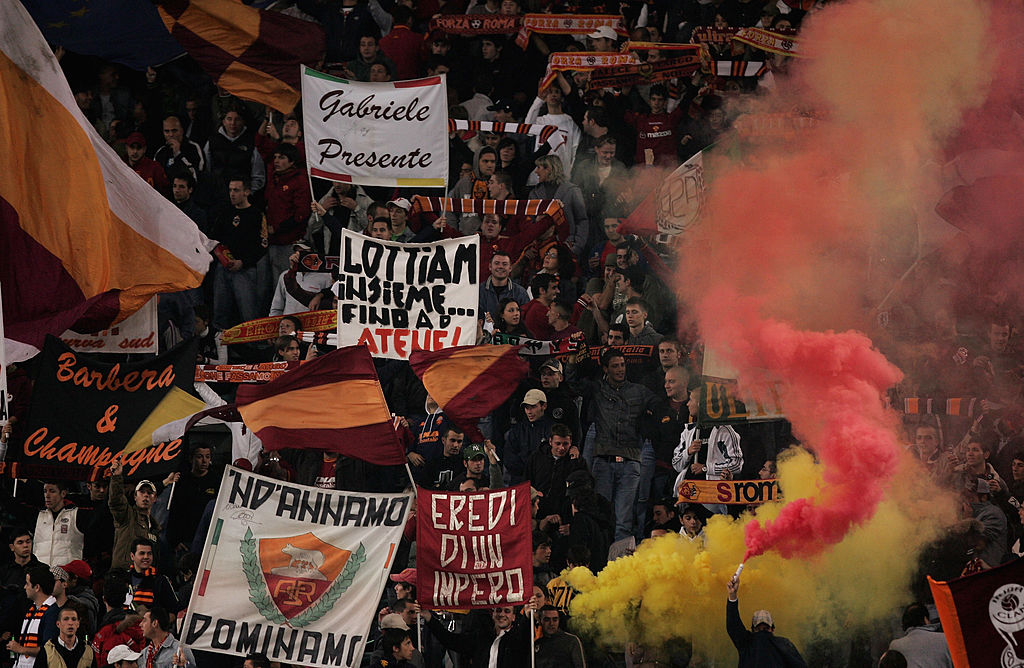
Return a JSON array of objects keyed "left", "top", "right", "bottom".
[{"left": 5, "top": 335, "right": 196, "bottom": 481}]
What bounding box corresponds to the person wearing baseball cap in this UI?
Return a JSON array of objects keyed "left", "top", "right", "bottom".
[
  {"left": 537, "top": 359, "right": 582, "bottom": 447},
  {"left": 107, "top": 456, "right": 170, "bottom": 570},
  {"left": 386, "top": 199, "right": 414, "bottom": 242},
  {"left": 121, "top": 131, "right": 170, "bottom": 195},
  {"left": 107, "top": 645, "right": 141, "bottom": 668},
  {"left": 504, "top": 389, "right": 554, "bottom": 484},
  {"left": 587, "top": 25, "right": 618, "bottom": 51},
  {"left": 726, "top": 572, "right": 806, "bottom": 666},
  {"left": 457, "top": 441, "right": 505, "bottom": 490}
]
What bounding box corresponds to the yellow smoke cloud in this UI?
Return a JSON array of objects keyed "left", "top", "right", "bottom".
[{"left": 566, "top": 449, "right": 956, "bottom": 661}]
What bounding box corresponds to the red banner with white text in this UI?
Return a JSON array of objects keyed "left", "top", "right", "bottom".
[{"left": 416, "top": 483, "right": 533, "bottom": 609}]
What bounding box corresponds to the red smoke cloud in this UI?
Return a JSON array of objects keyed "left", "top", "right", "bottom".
[{"left": 678, "top": 0, "right": 1006, "bottom": 561}]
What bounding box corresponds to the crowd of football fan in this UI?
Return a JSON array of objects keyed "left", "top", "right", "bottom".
[{"left": 3, "top": 0, "right": 1022, "bottom": 666}]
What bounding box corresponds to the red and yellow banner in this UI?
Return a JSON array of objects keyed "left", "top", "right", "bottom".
[{"left": 221, "top": 310, "right": 336, "bottom": 344}]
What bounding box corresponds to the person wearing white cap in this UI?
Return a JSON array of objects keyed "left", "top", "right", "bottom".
[
  {"left": 587, "top": 25, "right": 618, "bottom": 52},
  {"left": 504, "top": 389, "right": 554, "bottom": 485},
  {"left": 726, "top": 573, "right": 806, "bottom": 667},
  {"left": 108, "top": 456, "right": 170, "bottom": 570},
  {"left": 386, "top": 198, "right": 415, "bottom": 242},
  {"left": 107, "top": 645, "right": 141, "bottom": 668}
]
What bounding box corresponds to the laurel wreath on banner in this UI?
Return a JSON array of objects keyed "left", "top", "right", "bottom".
[{"left": 241, "top": 527, "right": 367, "bottom": 628}]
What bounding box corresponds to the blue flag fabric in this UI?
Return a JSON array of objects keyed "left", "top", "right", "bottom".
[{"left": 22, "top": 0, "right": 184, "bottom": 70}]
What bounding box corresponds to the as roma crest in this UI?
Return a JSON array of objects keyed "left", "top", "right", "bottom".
[{"left": 241, "top": 528, "right": 366, "bottom": 627}]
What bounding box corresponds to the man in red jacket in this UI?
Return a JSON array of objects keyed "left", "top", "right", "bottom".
[
  {"left": 260, "top": 143, "right": 311, "bottom": 309},
  {"left": 123, "top": 132, "right": 169, "bottom": 196},
  {"left": 379, "top": 6, "right": 422, "bottom": 80}
]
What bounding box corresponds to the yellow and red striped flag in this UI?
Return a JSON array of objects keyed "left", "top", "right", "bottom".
[
  {"left": 235, "top": 345, "right": 406, "bottom": 465},
  {"left": 0, "top": 0, "right": 210, "bottom": 364},
  {"left": 157, "top": 0, "right": 325, "bottom": 114},
  {"left": 409, "top": 345, "right": 529, "bottom": 441}
]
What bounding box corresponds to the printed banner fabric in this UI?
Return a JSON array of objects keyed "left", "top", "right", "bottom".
[
  {"left": 221, "top": 310, "right": 337, "bottom": 344},
  {"left": 9, "top": 335, "right": 197, "bottom": 481},
  {"left": 410, "top": 196, "right": 567, "bottom": 228},
  {"left": 588, "top": 52, "right": 704, "bottom": 90},
  {"left": 678, "top": 479, "right": 782, "bottom": 505},
  {"left": 929, "top": 557, "right": 1024, "bottom": 668},
  {"left": 301, "top": 68, "right": 449, "bottom": 187},
  {"left": 429, "top": 15, "right": 521, "bottom": 35},
  {"left": 336, "top": 230, "right": 478, "bottom": 359},
  {"left": 61, "top": 299, "right": 158, "bottom": 354},
  {"left": 448, "top": 119, "right": 564, "bottom": 150},
  {"left": 195, "top": 361, "right": 301, "bottom": 384},
  {"left": 417, "top": 482, "right": 534, "bottom": 608},
  {"left": 516, "top": 14, "right": 626, "bottom": 49},
  {"left": 184, "top": 466, "right": 412, "bottom": 668},
  {"left": 731, "top": 28, "right": 803, "bottom": 58}
]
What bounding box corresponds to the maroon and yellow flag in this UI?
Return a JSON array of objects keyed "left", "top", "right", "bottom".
[
  {"left": 929, "top": 557, "right": 1024, "bottom": 668},
  {"left": 235, "top": 346, "right": 405, "bottom": 465},
  {"left": 157, "top": 0, "right": 325, "bottom": 113},
  {"left": 409, "top": 345, "right": 529, "bottom": 441},
  {"left": 1, "top": 1, "right": 209, "bottom": 364}
]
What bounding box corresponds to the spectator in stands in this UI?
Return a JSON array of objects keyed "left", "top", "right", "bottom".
[
  {"left": 262, "top": 143, "right": 312, "bottom": 303},
  {"left": 7, "top": 565, "right": 58, "bottom": 668},
  {"left": 91, "top": 578, "right": 142, "bottom": 668},
  {"left": 480, "top": 251, "right": 530, "bottom": 319},
  {"left": 449, "top": 147, "right": 498, "bottom": 233},
  {"left": 505, "top": 389, "right": 555, "bottom": 484},
  {"left": 679, "top": 504, "right": 706, "bottom": 546},
  {"left": 165, "top": 445, "right": 218, "bottom": 555},
  {"left": 586, "top": 348, "right": 659, "bottom": 540},
  {"left": 522, "top": 274, "right": 561, "bottom": 340},
  {"left": 368, "top": 628, "right": 416, "bottom": 668},
  {"left": 123, "top": 539, "right": 178, "bottom": 613},
  {"left": 268, "top": 244, "right": 335, "bottom": 317},
  {"left": 625, "top": 84, "right": 685, "bottom": 167},
  {"left": 33, "top": 482, "right": 87, "bottom": 568},
  {"left": 492, "top": 296, "right": 530, "bottom": 337},
  {"left": 421, "top": 601, "right": 536, "bottom": 668},
  {"left": 154, "top": 115, "right": 204, "bottom": 182},
  {"left": 274, "top": 336, "right": 302, "bottom": 362},
  {"left": 526, "top": 85, "right": 582, "bottom": 178},
  {"left": 378, "top": 6, "right": 421, "bottom": 81},
  {"left": 726, "top": 573, "right": 807, "bottom": 667},
  {"left": 530, "top": 155, "right": 588, "bottom": 257},
  {"left": 387, "top": 198, "right": 415, "bottom": 242},
  {"left": 575, "top": 136, "right": 628, "bottom": 241},
  {"left": 566, "top": 488, "right": 610, "bottom": 573},
  {"left": 535, "top": 605, "right": 586, "bottom": 668},
  {"left": 887, "top": 603, "right": 953, "bottom": 667},
  {"left": 527, "top": 423, "right": 587, "bottom": 519},
  {"left": 673, "top": 387, "right": 742, "bottom": 514},
  {"left": 105, "top": 646, "right": 141, "bottom": 668},
  {"left": 107, "top": 459, "right": 162, "bottom": 571},
  {"left": 946, "top": 439, "right": 1008, "bottom": 498},
  {"left": 623, "top": 297, "right": 663, "bottom": 345},
  {"left": 960, "top": 477, "right": 1009, "bottom": 567},
  {"left": 170, "top": 173, "right": 207, "bottom": 233},
  {"left": 34, "top": 606, "right": 93, "bottom": 668},
  {"left": 422, "top": 426, "right": 465, "bottom": 490},
  {"left": 345, "top": 32, "right": 395, "bottom": 82},
  {"left": 209, "top": 178, "right": 267, "bottom": 331},
  {"left": 587, "top": 26, "right": 619, "bottom": 52},
  {"left": 203, "top": 107, "right": 265, "bottom": 199},
  {"left": 533, "top": 531, "right": 554, "bottom": 587},
  {"left": 137, "top": 606, "right": 194, "bottom": 668},
  {"left": 536, "top": 360, "right": 582, "bottom": 445},
  {"left": 123, "top": 132, "right": 168, "bottom": 195}
]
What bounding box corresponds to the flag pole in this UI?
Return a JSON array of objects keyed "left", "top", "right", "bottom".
[
  {"left": 416, "top": 613, "right": 422, "bottom": 655},
  {"left": 167, "top": 481, "right": 176, "bottom": 510},
  {"left": 529, "top": 606, "right": 535, "bottom": 668}
]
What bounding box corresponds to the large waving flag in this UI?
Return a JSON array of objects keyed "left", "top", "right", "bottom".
[
  {"left": 21, "top": 0, "right": 185, "bottom": 70},
  {"left": 235, "top": 346, "right": 406, "bottom": 465},
  {"left": 409, "top": 345, "right": 529, "bottom": 441},
  {"left": 1, "top": 0, "right": 210, "bottom": 364},
  {"left": 157, "top": 0, "right": 325, "bottom": 113},
  {"left": 929, "top": 557, "right": 1024, "bottom": 668}
]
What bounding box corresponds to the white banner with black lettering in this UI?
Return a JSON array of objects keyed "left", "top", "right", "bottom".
[
  {"left": 336, "top": 229, "right": 478, "bottom": 359},
  {"left": 301, "top": 67, "right": 448, "bottom": 188},
  {"left": 60, "top": 299, "right": 158, "bottom": 354},
  {"left": 183, "top": 467, "right": 413, "bottom": 668}
]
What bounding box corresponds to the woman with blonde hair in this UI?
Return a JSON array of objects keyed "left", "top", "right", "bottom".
[{"left": 530, "top": 154, "right": 589, "bottom": 258}]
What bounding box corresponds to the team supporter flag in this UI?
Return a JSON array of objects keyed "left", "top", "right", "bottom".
[
  {"left": 301, "top": 68, "right": 449, "bottom": 187},
  {"left": 235, "top": 345, "right": 406, "bottom": 465},
  {"left": 7, "top": 336, "right": 198, "bottom": 481},
  {"left": 409, "top": 345, "right": 528, "bottom": 440},
  {"left": 417, "top": 482, "right": 533, "bottom": 608},
  {"left": 184, "top": 466, "right": 413, "bottom": 668},
  {"left": 156, "top": 0, "right": 325, "bottom": 113},
  {"left": 0, "top": 0, "right": 209, "bottom": 364},
  {"left": 928, "top": 557, "right": 1024, "bottom": 668},
  {"left": 22, "top": 0, "right": 185, "bottom": 70},
  {"left": 622, "top": 151, "right": 706, "bottom": 240}
]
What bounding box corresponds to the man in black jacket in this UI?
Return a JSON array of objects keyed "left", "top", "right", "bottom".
[
  {"left": 535, "top": 605, "right": 585, "bottom": 668},
  {"left": 526, "top": 424, "right": 587, "bottom": 519},
  {"left": 421, "top": 601, "right": 537, "bottom": 668},
  {"left": 726, "top": 574, "right": 806, "bottom": 668}
]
